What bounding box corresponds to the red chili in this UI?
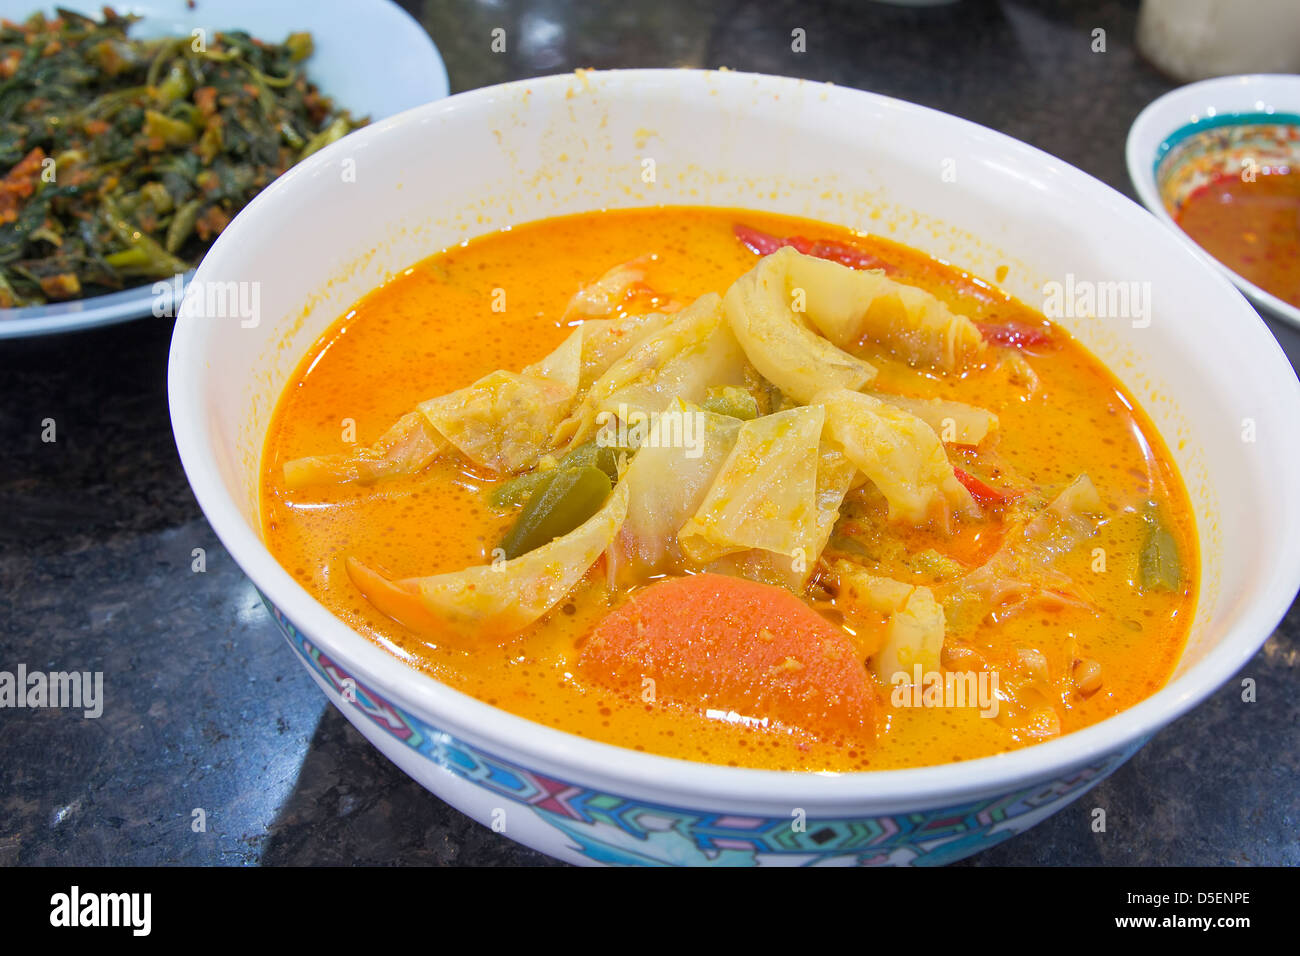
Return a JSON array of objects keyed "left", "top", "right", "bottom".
[
  {"left": 733, "top": 223, "right": 787, "bottom": 256},
  {"left": 975, "top": 320, "right": 1055, "bottom": 349},
  {"left": 733, "top": 223, "right": 891, "bottom": 272},
  {"left": 954, "top": 466, "right": 1022, "bottom": 506},
  {"left": 807, "top": 239, "right": 889, "bottom": 271}
]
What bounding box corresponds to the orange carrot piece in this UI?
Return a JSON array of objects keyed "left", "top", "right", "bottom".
[{"left": 579, "top": 573, "right": 878, "bottom": 741}]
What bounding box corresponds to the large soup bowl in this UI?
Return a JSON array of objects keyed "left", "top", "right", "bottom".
[{"left": 168, "top": 70, "right": 1300, "bottom": 866}]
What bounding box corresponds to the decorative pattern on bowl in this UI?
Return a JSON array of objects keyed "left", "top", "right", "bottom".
[
  {"left": 1155, "top": 114, "right": 1300, "bottom": 216},
  {"left": 265, "top": 597, "right": 1136, "bottom": 867}
]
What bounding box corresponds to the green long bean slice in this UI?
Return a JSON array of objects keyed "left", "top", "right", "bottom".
[
  {"left": 1138, "top": 503, "right": 1181, "bottom": 592},
  {"left": 498, "top": 466, "right": 612, "bottom": 560},
  {"left": 488, "top": 441, "right": 621, "bottom": 511}
]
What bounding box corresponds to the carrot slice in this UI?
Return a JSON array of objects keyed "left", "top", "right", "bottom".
[{"left": 579, "top": 573, "right": 879, "bottom": 741}]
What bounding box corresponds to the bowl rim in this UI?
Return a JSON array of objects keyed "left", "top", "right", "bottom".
[
  {"left": 171, "top": 68, "right": 1300, "bottom": 811},
  {"left": 1126, "top": 73, "right": 1300, "bottom": 330}
]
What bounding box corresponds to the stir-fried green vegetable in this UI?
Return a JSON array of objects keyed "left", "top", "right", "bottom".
[{"left": 0, "top": 7, "right": 364, "bottom": 307}]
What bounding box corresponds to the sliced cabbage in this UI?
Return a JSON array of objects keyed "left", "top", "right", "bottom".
[
  {"left": 418, "top": 324, "right": 584, "bottom": 474},
  {"left": 705, "top": 440, "right": 857, "bottom": 591},
  {"left": 564, "top": 257, "right": 648, "bottom": 318},
  {"left": 385, "top": 289, "right": 683, "bottom": 476},
  {"left": 722, "top": 247, "right": 877, "bottom": 403},
  {"left": 998, "top": 350, "right": 1040, "bottom": 397},
  {"left": 575, "top": 309, "right": 679, "bottom": 391},
  {"left": 1030, "top": 473, "right": 1103, "bottom": 542},
  {"left": 603, "top": 307, "right": 747, "bottom": 426},
  {"left": 524, "top": 256, "right": 679, "bottom": 391},
  {"left": 556, "top": 293, "right": 746, "bottom": 449},
  {"left": 282, "top": 258, "right": 658, "bottom": 488},
  {"left": 347, "top": 480, "right": 630, "bottom": 643},
  {"left": 947, "top": 474, "right": 1103, "bottom": 625},
  {"left": 829, "top": 560, "right": 945, "bottom": 684},
  {"left": 876, "top": 589, "right": 945, "bottom": 685},
  {"left": 817, "top": 388, "right": 976, "bottom": 526},
  {"left": 611, "top": 404, "right": 742, "bottom": 577},
  {"left": 779, "top": 247, "right": 987, "bottom": 370},
  {"left": 808, "top": 442, "right": 859, "bottom": 564},
  {"left": 282, "top": 411, "right": 447, "bottom": 492},
  {"left": 872, "top": 392, "right": 999, "bottom": 447},
  {"left": 564, "top": 258, "right": 686, "bottom": 388},
  {"left": 678, "top": 405, "right": 828, "bottom": 567}
]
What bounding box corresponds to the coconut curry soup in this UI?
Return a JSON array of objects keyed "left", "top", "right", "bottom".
[{"left": 261, "top": 208, "right": 1196, "bottom": 772}]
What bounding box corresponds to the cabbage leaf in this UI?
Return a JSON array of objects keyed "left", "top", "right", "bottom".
[
  {"left": 347, "top": 480, "right": 630, "bottom": 643},
  {"left": 818, "top": 388, "right": 976, "bottom": 526}
]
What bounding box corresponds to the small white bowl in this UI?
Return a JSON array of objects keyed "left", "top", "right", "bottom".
[
  {"left": 1127, "top": 74, "right": 1300, "bottom": 329},
  {"left": 172, "top": 69, "right": 1300, "bottom": 866},
  {"left": 0, "top": 0, "right": 449, "bottom": 339}
]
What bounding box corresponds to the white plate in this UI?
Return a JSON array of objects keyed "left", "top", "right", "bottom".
[
  {"left": 1126, "top": 74, "right": 1300, "bottom": 330},
  {"left": 0, "top": 0, "right": 449, "bottom": 339}
]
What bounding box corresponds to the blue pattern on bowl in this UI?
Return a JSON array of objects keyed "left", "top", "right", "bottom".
[{"left": 262, "top": 595, "right": 1139, "bottom": 866}]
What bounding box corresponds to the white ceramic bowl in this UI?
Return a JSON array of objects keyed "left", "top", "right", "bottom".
[
  {"left": 1127, "top": 74, "right": 1300, "bottom": 330},
  {"left": 0, "top": 0, "right": 448, "bottom": 339},
  {"left": 170, "top": 69, "right": 1300, "bottom": 866}
]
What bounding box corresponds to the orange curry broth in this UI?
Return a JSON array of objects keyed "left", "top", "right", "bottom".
[{"left": 260, "top": 207, "right": 1197, "bottom": 772}]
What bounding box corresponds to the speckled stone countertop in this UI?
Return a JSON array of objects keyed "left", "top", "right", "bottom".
[{"left": 1, "top": 0, "right": 1296, "bottom": 867}]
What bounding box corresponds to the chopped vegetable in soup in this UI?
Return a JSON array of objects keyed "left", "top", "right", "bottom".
[{"left": 260, "top": 207, "right": 1197, "bottom": 772}]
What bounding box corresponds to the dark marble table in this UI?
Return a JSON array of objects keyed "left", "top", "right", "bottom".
[{"left": 1, "top": 0, "right": 1296, "bottom": 867}]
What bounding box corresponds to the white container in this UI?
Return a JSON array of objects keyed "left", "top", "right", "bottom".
[{"left": 1138, "top": 0, "right": 1300, "bottom": 80}]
